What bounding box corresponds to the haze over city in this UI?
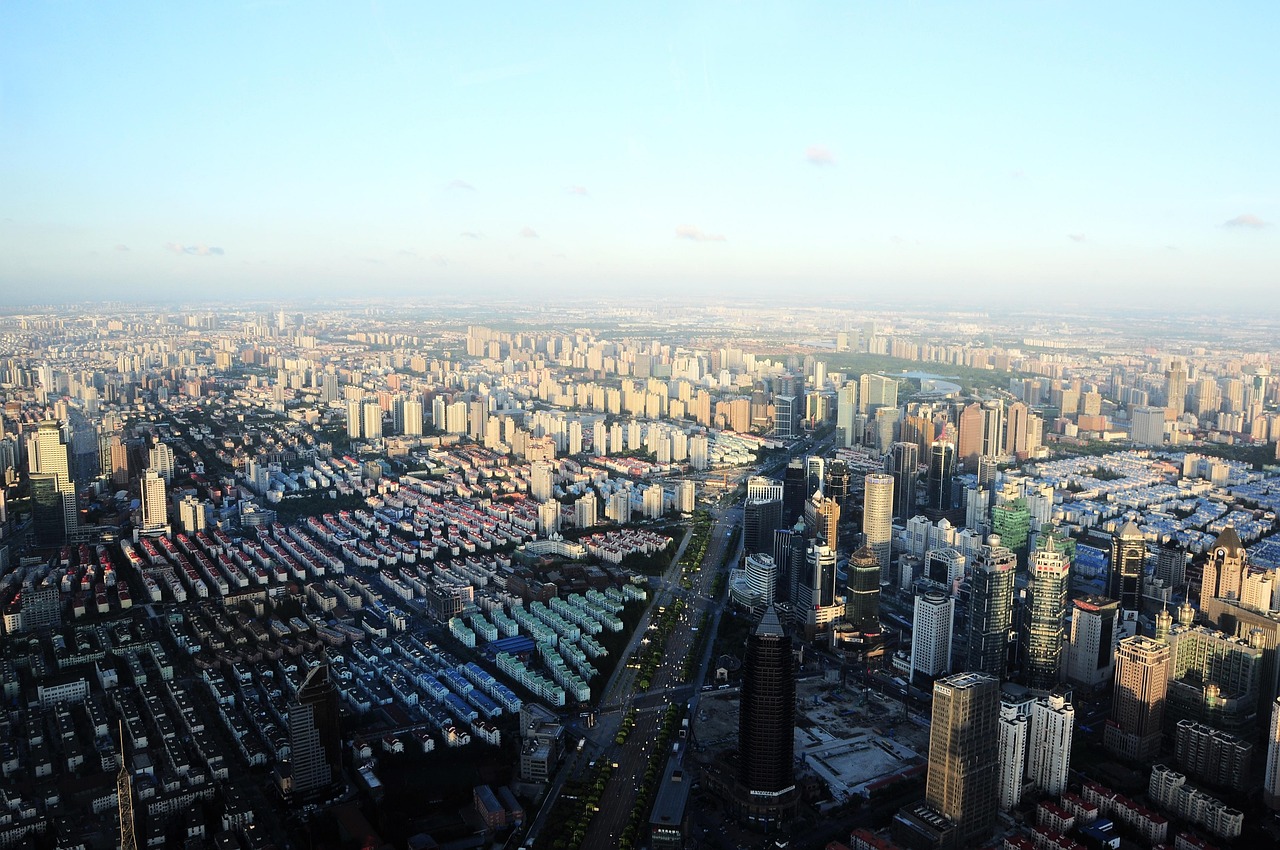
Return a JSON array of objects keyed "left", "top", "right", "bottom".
[{"left": 2, "top": 2, "right": 1277, "bottom": 305}]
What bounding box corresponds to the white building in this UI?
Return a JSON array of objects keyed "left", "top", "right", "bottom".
[
  {"left": 1265, "top": 696, "right": 1280, "bottom": 809},
  {"left": 139, "top": 468, "right": 169, "bottom": 537},
  {"left": 863, "top": 473, "right": 894, "bottom": 582},
  {"left": 997, "top": 698, "right": 1031, "bottom": 811},
  {"left": 1131, "top": 406, "right": 1167, "bottom": 446},
  {"left": 675, "top": 480, "right": 696, "bottom": 514},
  {"left": 909, "top": 589, "right": 953, "bottom": 684},
  {"left": 643, "top": 484, "right": 665, "bottom": 519},
  {"left": 1027, "top": 694, "right": 1074, "bottom": 797}
]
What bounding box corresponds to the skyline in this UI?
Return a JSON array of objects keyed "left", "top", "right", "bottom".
[{"left": 2, "top": 2, "right": 1277, "bottom": 304}]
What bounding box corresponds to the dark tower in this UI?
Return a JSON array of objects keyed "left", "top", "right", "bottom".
[
  {"left": 739, "top": 606, "right": 796, "bottom": 802},
  {"left": 1109, "top": 520, "right": 1145, "bottom": 614},
  {"left": 888, "top": 441, "right": 919, "bottom": 521},
  {"left": 782, "top": 459, "right": 806, "bottom": 525},
  {"left": 926, "top": 440, "right": 956, "bottom": 514},
  {"left": 286, "top": 663, "right": 341, "bottom": 799},
  {"left": 744, "top": 497, "right": 783, "bottom": 556},
  {"left": 824, "top": 459, "right": 851, "bottom": 510},
  {"left": 844, "top": 545, "right": 881, "bottom": 633}
]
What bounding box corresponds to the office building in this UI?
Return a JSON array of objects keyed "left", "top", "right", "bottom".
[
  {"left": 804, "top": 493, "right": 840, "bottom": 548},
  {"left": 138, "top": 469, "right": 169, "bottom": 537},
  {"left": 774, "top": 394, "right": 801, "bottom": 441},
  {"left": 910, "top": 588, "right": 953, "bottom": 685},
  {"left": 888, "top": 441, "right": 919, "bottom": 521},
  {"left": 925, "top": 672, "right": 1000, "bottom": 845},
  {"left": 736, "top": 606, "right": 798, "bottom": 822},
  {"left": 745, "top": 497, "right": 784, "bottom": 555},
  {"left": 1165, "top": 359, "right": 1188, "bottom": 417},
  {"left": 1199, "top": 526, "right": 1247, "bottom": 613},
  {"left": 1024, "top": 533, "right": 1069, "bottom": 691},
  {"left": 1110, "top": 521, "right": 1145, "bottom": 615},
  {"left": 782, "top": 459, "right": 806, "bottom": 525},
  {"left": 863, "top": 473, "right": 894, "bottom": 583},
  {"left": 844, "top": 545, "right": 881, "bottom": 634},
  {"left": 859, "top": 373, "right": 898, "bottom": 413},
  {"left": 925, "top": 440, "right": 956, "bottom": 515},
  {"left": 824, "top": 460, "right": 851, "bottom": 509},
  {"left": 1027, "top": 694, "right": 1074, "bottom": 797},
  {"left": 284, "top": 664, "right": 341, "bottom": 799},
  {"left": 148, "top": 440, "right": 175, "bottom": 483},
  {"left": 28, "top": 419, "right": 77, "bottom": 544},
  {"left": 1265, "top": 697, "right": 1280, "bottom": 809},
  {"left": 1105, "top": 635, "right": 1170, "bottom": 762},
  {"left": 1066, "top": 596, "right": 1119, "bottom": 691},
  {"left": 966, "top": 539, "right": 1017, "bottom": 679},
  {"left": 837, "top": 383, "right": 859, "bottom": 447},
  {"left": 805, "top": 455, "right": 825, "bottom": 498},
  {"left": 1131, "top": 405, "right": 1167, "bottom": 446}
]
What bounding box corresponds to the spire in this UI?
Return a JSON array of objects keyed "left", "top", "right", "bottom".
[
  {"left": 755, "top": 605, "right": 785, "bottom": 638},
  {"left": 1118, "top": 519, "right": 1142, "bottom": 539}
]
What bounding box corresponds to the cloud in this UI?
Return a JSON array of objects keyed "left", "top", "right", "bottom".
[
  {"left": 166, "top": 243, "right": 224, "bottom": 256},
  {"left": 1224, "top": 213, "right": 1268, "bottom": 229},
  {"left": 567, "top": 185, "right": 588, "bottom": 196},
  {"left": 520, "top": 226, "right": 539, "bottom": 238},
  {"left": 804, "top": 145, "right": 836, "bottom": 166},
  {"left": 397, "top": 249, "right": 417, "bottom": 258},
  {"left": 430, "top": 254, "right": 448, "bottom": 267},
  {"left": 447, "top": 179, "right": 476, "bottom": 191},
  {"left": 1067, "top": 233, "right": 1086, "bottom": 243},
  {"left": 675, "top": 224, "right": 726, "bottom": 242},
  {"left": 460, "top": 231, "right": 483, "bottom": 239},
  {"left": 114, "top": 244, "right": 130, "bottom": 252}
]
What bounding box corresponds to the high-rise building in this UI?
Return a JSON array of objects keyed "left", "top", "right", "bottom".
[
  {"left": 997, "top": 698, "right": 1031, "bottom": 811},
  {"left": 836, "top": 383, "right": 859, "bottom": 447},
  {"left": 1004, "top": 401, "right": 1029, "bottom": 458},
  {"left": 824, "top": 460, "right": 851, "bottom": 509},
  {"left": 925, "top": 440, "right": 956, "bottom": 515},
  {"left": 800, "top": 543, "right": 838, "bottom": 624},
  {"left": 957, "top": 402, "right": 985, "bottom": 472},
  {"left": 148, "top": 441, "right": 175, "bottom": 484},
  {"left": 745, "top": 497, "right": 784, "bottom": 555},
  {"left": 1131, "top": 405, "right": 1167, "bottom": 446},
  {"left": 1105, "top": 635, "right": 1171, "bottom": 762},
  {"left": 1027, "top": 694, "right": 1074, "bottom": 797},
  {"left": 782, "top": 459, "right": 806, "bottom": 526},
  {"left": 138, "top": 469, "right": 169, "bottom": 537},
  {"left": 28, "top": 419, "right": 76, "bottom": 544},
  {"left": 925, "top": 672, "right": 1001, "bottom": 844},
  {"left": 1024, "top": 533, "right": 1070, "bottom": 691},
  {"left": 966, "top": 539, "right": 1017, "bottom": 678},
  {"left": 862, "top": 473, "right": 894, "bottom": 583},
  {"left": 530, "top": 461, "right": 554, "bottom": 503},
  {"left": 284, "top": 664, "right": 341, "bottom": 799},
  {"left": 178, "top": 495, "right": 207, "bottom": 534},
  {"left": 805, "top": 455, "right": 825, "bottom": 498},
  {"left": 675, "top": 479, "right": 695, "bottom": 514},
  {"left": 1199, "top": 526, "right": 1247, "bottom": 613},
  {"left": 888, "top": 441, "right": 919, "bottom": 521},
  {"left": 1110, "top": 520, "right": 1146, "bottom": 615},
  {"left": 1265, "top": 697, "right": 1280, "bottom": 809},
  {"left": 803, "top": 493, "right": 840, "bottom": 549},
  {"left": 1175, "top": 720, "right": 1252, "bottom": 792},
  {"left": 844, "top": 545, "right": 881, "bottom": 634},
  {"left": 345, "top": 398, "right": 363, "bottom": 439},
  {"left": 910, "top": 587, "right": 953, "bottom": 685},
  {"left": 859, "top": 373, "right": 898, "bottom": 413},
  {"left": 1165, "top": 359, "right": 1188, "bottom": 417},
  {"left": 737, "top": 606, "right": 797, "bottom": 821},
  {"left": 1156, "top": 543, "right": 1187, "bottom": 588},
  {"left": 774, "top": 395, "right": 801, "bottom": 440},
  {"left": 1066, "top": 596, "right": 1119, "bottom": 691}
]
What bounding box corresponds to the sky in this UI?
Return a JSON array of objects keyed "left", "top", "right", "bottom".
[{"left": 1, "top": 2, "right": 1277, "bottom": 307}]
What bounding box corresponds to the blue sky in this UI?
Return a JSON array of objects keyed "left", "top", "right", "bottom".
[{"left": 1, "top": 2, "right": 1276, "bottom": 306}]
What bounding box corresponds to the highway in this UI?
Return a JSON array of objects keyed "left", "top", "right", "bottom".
[{"left": 577, "top": 504, "right": 742, "bottom": 848}]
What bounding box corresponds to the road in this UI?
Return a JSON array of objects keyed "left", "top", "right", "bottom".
[{"left": 579, "top": 505, "right": 742, "bottom": 848}]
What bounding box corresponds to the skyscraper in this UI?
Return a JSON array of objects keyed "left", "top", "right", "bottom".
[
  {"left": 774, "top": 394, "right": 801, "bottom": 440},
  {"left": 1024, "top": 533, "right": 1069, "bottom": 691},
  {"left": 138, "top": 469, "right": 169, "bottom": 537},
  {"left": 1105, "top": 635, "right": 1170, "bottom": 762},
  {"left": 744, "top": 497, "right": 784, "bottom": 555},
  {"left": 1026, "top": 694, "right": 1074, "bottom": 797},
  {"left": 925, "top": 672, "right": 1001, "bottom": 844},
  {"left": 1265, "top": 696, "right": 1280, "bottom": 810},
  {"left": 1109, "top": 520, "right": 1145, "bottom": 615},
  {"left": 862, "top": 473, "right": 894, "bottom": 583},
  {"left": 147, "top": 440, "right": 175, "bottom": 483},
  {"left": 910, "top": 587, "right": 953, "bottom": 685},
  {"left": 803, "top": 493, "right": 840, "bottom": 549},
  {"left": 997, "top": 699, "right": 1030, "bottom": 811},
  {"left": 28, "top": 419, "right": 76, "bottom": 544},
  {"left": 285, "top": 664, "right": 341, "bottom": 799},
  {"left": 1165, "top": 359, "right": 1188, "bottom": 417},
  {"left": 1199, "top": 526, "right": 1247, "bottom": 614},
  {"left": 782, "top": 459, "right": 806, "bottom": 526},
  {"left": 1066, "top": 596, "right": 1119, "bottom": 691},
  {"left": 738, "top": 606, "right": 797, "bottom": 819},
  {"left": 859, "top": 373, "right": 898, "bottom": 413},
  {"left": 844, "top": 545, "right": 881, "bottom": 634},
  {"left": 823, "top": 460, "right": 851, "bottom": 509},
  {"left": 836, "top": 383, "right": 859, "bottom": 447},
  {"left": 805, "top": 455, "right": 825, "bottom": 498},
  {"left": 957, "top": 402, "right": 984, "bottom": 472},
  {"left": 925, "top": 440, "right": 956, "bottom": 515},
  {"left": 888, "top": 441, "right": 919, "bottom": 521},
  {"left": 966, "top": 539, "right": 1017, "bottom": 679}
]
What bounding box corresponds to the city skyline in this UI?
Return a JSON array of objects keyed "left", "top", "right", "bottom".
[{"left": 2, "top": 2, "right": 1277, "bottom": 304}]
